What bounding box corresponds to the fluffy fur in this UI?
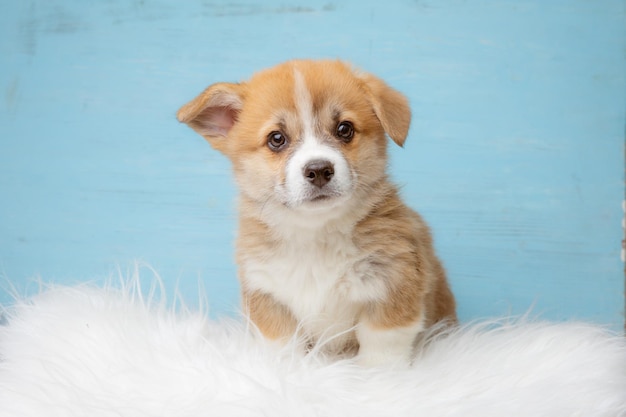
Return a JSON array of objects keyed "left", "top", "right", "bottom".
[
  {"left": 177, "top": 60, "right": 456, "bottom": 365},
  {"left": 0, "top": 279, "right": 625, "bottom": 416}
]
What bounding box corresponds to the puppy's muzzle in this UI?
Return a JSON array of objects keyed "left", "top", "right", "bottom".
[{"left": 303, "top": 160, "right": 334, "bottom": 188}]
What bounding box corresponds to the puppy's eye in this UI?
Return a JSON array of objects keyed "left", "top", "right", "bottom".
[
  {"left": 336, "top": 121, "right": 354, "bottom": 142},
  {"left": 267, "top": 131, "right": 288, "bottom": 151}
]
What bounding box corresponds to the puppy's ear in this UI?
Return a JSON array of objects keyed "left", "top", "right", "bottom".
[
  {"left": 360, "top": 74, "right": 411, "bottom": 147},
  {"left": 176, "top": 82, "right": 246, "bottom": 152}
]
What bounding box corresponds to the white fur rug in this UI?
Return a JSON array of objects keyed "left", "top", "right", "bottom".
[{"left": 0, "top": 281, "right": 625, "bottom": 417}]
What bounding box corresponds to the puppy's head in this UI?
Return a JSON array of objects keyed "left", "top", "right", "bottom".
[{"left": 177, "top": 60, "right": 410, "bottom": 223}]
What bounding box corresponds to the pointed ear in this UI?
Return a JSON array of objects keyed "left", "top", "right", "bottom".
[
  {"left": 176, "top": 82, "right": 245, "bottom": 152},
  {"left": 360, "top": 74, "right": 411, "bottom": 147}
]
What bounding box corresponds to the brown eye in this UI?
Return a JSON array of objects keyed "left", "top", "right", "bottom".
[
  {"left": 336, "top": 121, "right": 354, "bottom": 142},
  {"left": 267, "top": 131, "right": 288, "bottom": 151}
]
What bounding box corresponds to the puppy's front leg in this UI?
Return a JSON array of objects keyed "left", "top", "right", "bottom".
[
  {"left": 243, "top": 290, "right": 299, "bottom": 345},
  {"left": 353, "top": 271, "right": 429, "bottom": 367},
  {"left": 356, "top": 318, "right": 424, "bottom": 367}
]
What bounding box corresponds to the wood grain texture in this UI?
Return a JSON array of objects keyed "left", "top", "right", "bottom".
[{"left": 0, "top": 0, "right": 623, "bottom": 328}]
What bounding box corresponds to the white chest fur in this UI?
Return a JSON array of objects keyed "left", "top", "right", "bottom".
[{"left": 242, "top": 227, "right": 387, "bottom": 348}]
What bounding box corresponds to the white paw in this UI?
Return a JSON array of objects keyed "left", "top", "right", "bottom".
[{"left": 356, "top": 320, "right": 424, "bottom": 367}]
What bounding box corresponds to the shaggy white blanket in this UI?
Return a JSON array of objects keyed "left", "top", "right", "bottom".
[{"left": 0, "top": 281, "right": 624, "bottom": 417}]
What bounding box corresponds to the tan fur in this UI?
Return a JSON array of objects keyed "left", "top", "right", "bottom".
[
  {"left": 178, "top": 60, "right": 456, "bottom": 363},
  {"left": 354, "top": 188, "right": 456, "bottom": 330},
  {"left": 243, "top": 289, "right": 298, "bottom": 341}
]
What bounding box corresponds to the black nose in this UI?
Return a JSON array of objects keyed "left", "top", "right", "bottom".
[{"left": 303, "top": 160, "right": 334, "bottom": 188}]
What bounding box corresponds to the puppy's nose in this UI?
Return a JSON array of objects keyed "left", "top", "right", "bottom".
[{"left": 303, "top": 160, "right": 334, "bottom": 188}]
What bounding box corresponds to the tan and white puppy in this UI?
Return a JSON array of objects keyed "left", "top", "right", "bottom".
[{"left": 177, "top": 60, "right": 456, "bottom": 366}]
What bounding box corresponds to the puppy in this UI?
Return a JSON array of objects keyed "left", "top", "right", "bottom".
[{"left": 177, "top": 60, "right": 456, "bottom": 366}]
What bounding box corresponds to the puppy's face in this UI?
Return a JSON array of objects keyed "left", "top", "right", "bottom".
[{"left": 178, "top": 60, "right": 411, "bottom": 221}]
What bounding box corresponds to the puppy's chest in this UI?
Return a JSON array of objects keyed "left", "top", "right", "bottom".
[{"left": 243, "top": 231, "right": 385, "bottom": 326}]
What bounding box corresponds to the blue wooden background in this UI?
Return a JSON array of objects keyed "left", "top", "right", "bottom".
[{"left": 1, "top": 0, "right": 624, "bottom": 329}]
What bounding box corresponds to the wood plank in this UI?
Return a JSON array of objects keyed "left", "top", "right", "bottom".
[{"left": 0, "top": 0, "right": 623, "bottom": 328}]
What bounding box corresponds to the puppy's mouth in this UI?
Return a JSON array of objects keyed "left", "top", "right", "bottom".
[
  {"left": 298, "top": 188, "right": 346, "bottom": 208},
  {"left": 310, "top": 194, "right": 332, "bottom": 202}
]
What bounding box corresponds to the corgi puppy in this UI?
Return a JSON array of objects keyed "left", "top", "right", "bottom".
[{"left": 177, "top": 60, "right": 456, "bottom": 366}]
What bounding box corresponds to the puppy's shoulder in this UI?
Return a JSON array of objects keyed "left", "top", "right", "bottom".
[
  {"left": 236, "top": 211, "right": 279, "bottom": 262},
  {"left": 355, "top": 183, "right": 431, "bottom": 241}
]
